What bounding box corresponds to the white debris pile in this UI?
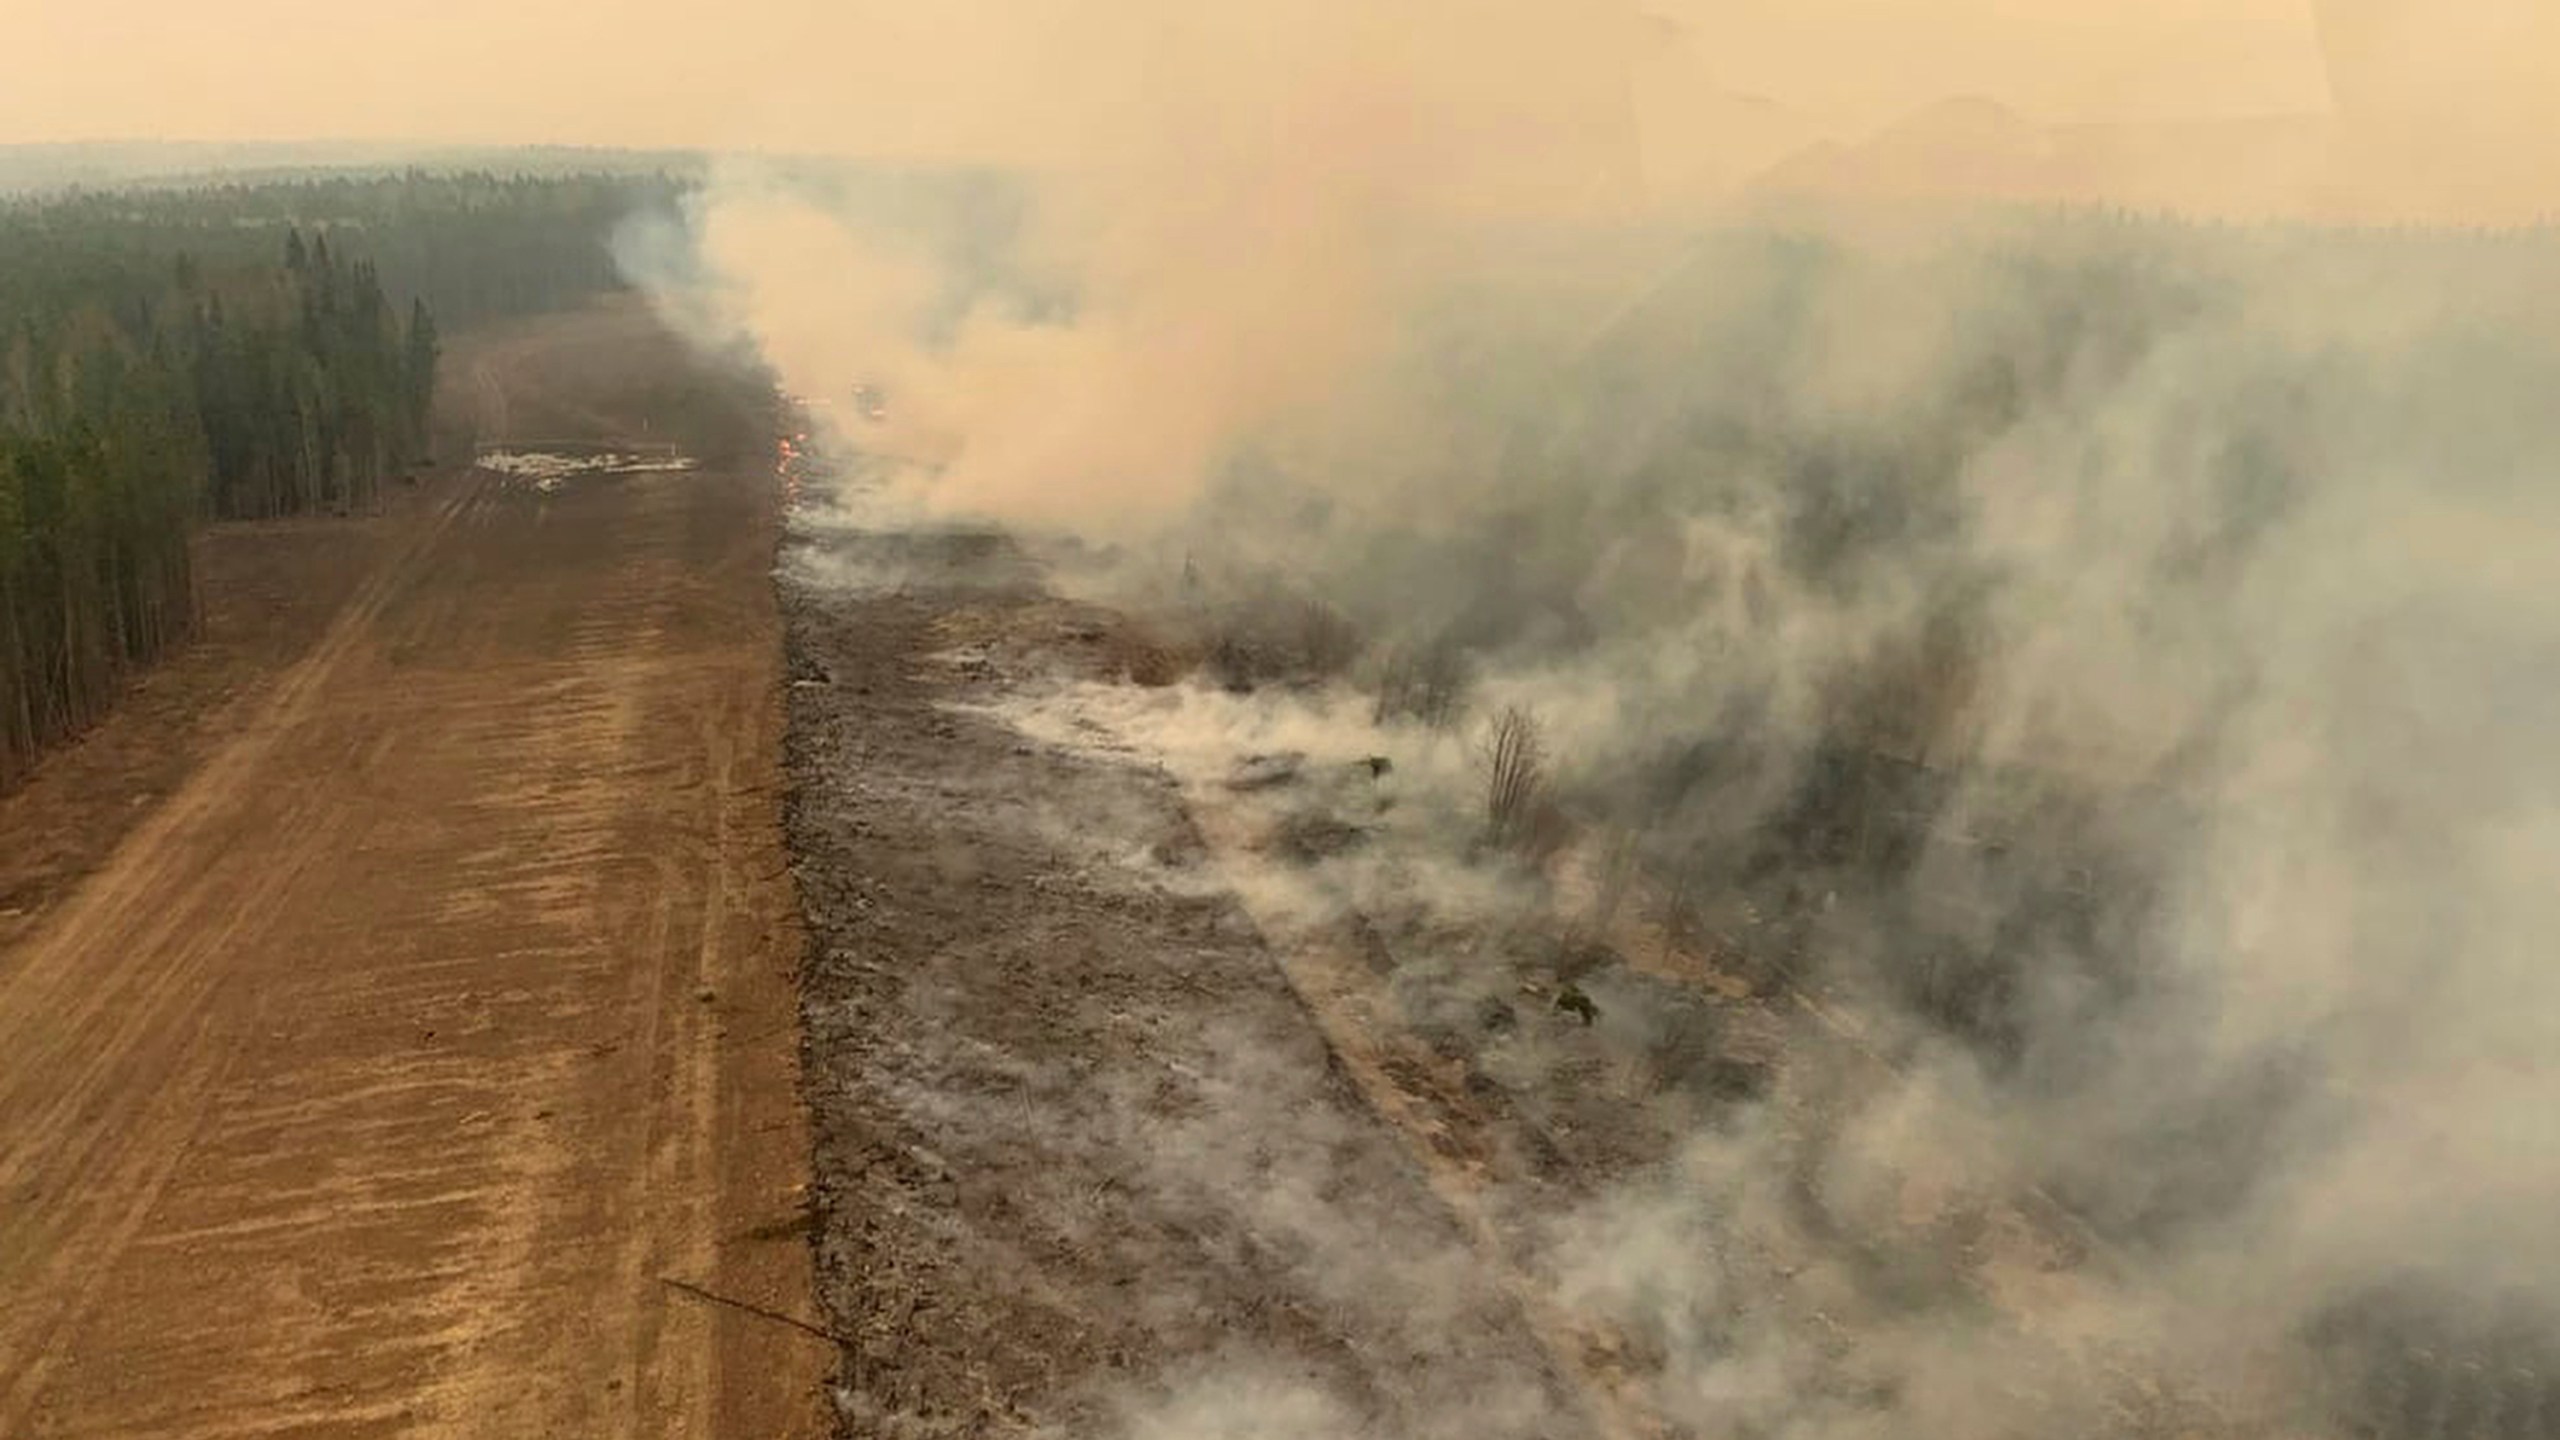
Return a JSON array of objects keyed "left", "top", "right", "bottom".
[{"left": 476, "top": 450, "right": 699, "bottom": 491}]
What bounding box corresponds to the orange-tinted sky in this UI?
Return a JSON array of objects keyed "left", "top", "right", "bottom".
[
  {"left": 5, "top": 1, "right": 2553, "bottom": 221},
  {"left": 3, "top": 0, "right": 2332, "bottom": 149}
]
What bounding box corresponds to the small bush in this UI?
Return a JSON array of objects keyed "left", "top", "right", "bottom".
[{"left": 1479, "top": 706, "right": 1551, "bottom": 852}]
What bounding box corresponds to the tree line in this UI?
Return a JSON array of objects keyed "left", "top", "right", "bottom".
[
  {"left": 10, "top": 170, "right": 684, "bottom": 328},
  {"left": 0, "top": 170, "right": 665, "bottom": 790}
]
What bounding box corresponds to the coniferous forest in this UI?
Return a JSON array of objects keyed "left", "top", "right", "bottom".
[{"left": 0, "top": 170, "right": 675, "bottom": 789}]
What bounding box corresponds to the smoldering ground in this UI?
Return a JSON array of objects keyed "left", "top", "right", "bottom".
[
  {"left": 1141, "top": 223, "right": 2560, "bottom": 1437},
  {"left": 626, "top": 7, "right": 2560, "bottom": 1436}
]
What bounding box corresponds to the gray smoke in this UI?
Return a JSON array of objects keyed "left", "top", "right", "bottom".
[{"left": 628, "top": 122, "right": 2560, "bottom": 1440}]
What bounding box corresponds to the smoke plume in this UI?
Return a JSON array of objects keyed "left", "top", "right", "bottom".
[{"left": 627, "top": 4, "right": 2560, "bottom": 1435}]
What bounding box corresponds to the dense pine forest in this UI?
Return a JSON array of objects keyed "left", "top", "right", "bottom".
[{"left": 0, "top": 169, "right": 676, "bottom": 789}]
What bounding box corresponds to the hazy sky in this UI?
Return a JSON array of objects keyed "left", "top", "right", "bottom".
[
  {"left": 8, "top": 1, "right": 2554, "bottom": 222},
  {"left": 5, "top": 0, "right": 2337, "bottom": 150}
]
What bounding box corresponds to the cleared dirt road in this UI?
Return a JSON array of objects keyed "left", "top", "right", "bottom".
[{"left": 0, "top": 313, "right": 823, "bottom": 1438}]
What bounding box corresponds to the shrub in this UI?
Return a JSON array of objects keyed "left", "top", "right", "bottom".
[{"left": 1480, "top": 705, "right": 1552, "bottom": 852}]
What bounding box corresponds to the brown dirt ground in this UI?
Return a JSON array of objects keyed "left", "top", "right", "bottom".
[
  {"left": 0, "top": 301, "right": 825, "bottom": 1438},
  {"left": 0, "top": 514, "right": 396, "bottom": 953}
]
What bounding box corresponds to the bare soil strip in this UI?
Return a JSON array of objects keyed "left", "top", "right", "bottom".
[
  {"left": 0, "top": 508, "right": 414, "bottom": 956},
  {"left": 0, "top": 309, "right": 821, "bottom": 1439}
]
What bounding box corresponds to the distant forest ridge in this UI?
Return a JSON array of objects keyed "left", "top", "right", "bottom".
[
  {"left": 0, "top": 142, "right": 711, "bottom": 195},
  {"left": 1, "top": 169, "right": 699, "bottom": 331}
]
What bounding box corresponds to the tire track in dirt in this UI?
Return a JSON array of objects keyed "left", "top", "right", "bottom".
[
  {"left": 0, "top": 337, "right": 821, "bottom": 1439},
  {"left": 0, "top": 475, "right": 490, "bottom": 1423}
]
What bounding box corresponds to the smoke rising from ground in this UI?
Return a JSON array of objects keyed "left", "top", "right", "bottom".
[
  {"left": 631, "top": 6, "right": 2560, "bottom": 1436},
  {"left": 619, "top": 1, "right": 1652, "bottom": 526}
]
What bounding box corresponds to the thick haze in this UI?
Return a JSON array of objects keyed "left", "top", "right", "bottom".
[
  {"left": 599, "top": 3, "right": 2560, "bottom": 1435},
  {"left": 606, "top": 0, "right": 2552, "bottom": 528},
  {"left": 11, "top": 1, "right": 2559, "bottom": 221},
  {"left": 15, "top": 0, "right": 2321, "bottom": 144},
  {"left": 16, "top": 2, "right": 2551, "bottom": 1433}
]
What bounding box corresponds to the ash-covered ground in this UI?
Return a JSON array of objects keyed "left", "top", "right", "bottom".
[
  {"left": 781, "top": 525, "right": 1598, "bottom": 1439},
  {"left": 781, "top": 493, "right": 2560, "bottom": 1440},
  {"left": 639, "top": 24, "right": 2560, "bottom": 1439},
  {"left": 778, "top": 522, "right": 2186, "bottom": 1440}
]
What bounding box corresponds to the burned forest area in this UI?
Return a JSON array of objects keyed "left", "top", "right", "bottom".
[
  {"left": 3, "top": 132, "right": 2555, "bottom": 1440},
  {"left": 763, "top": 208, "right": 2560, "bottom": 1440},
  {"left": 773, "top": 469, "right": 2557, "bottom": 1439}
]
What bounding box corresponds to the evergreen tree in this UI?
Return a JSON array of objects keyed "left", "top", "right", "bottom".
[
  {"left": 0, "top": 166, "right": 713, "bottom": 784},
  {"left": 405, "top": 297, "right": 439, "bottom": 455}
]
